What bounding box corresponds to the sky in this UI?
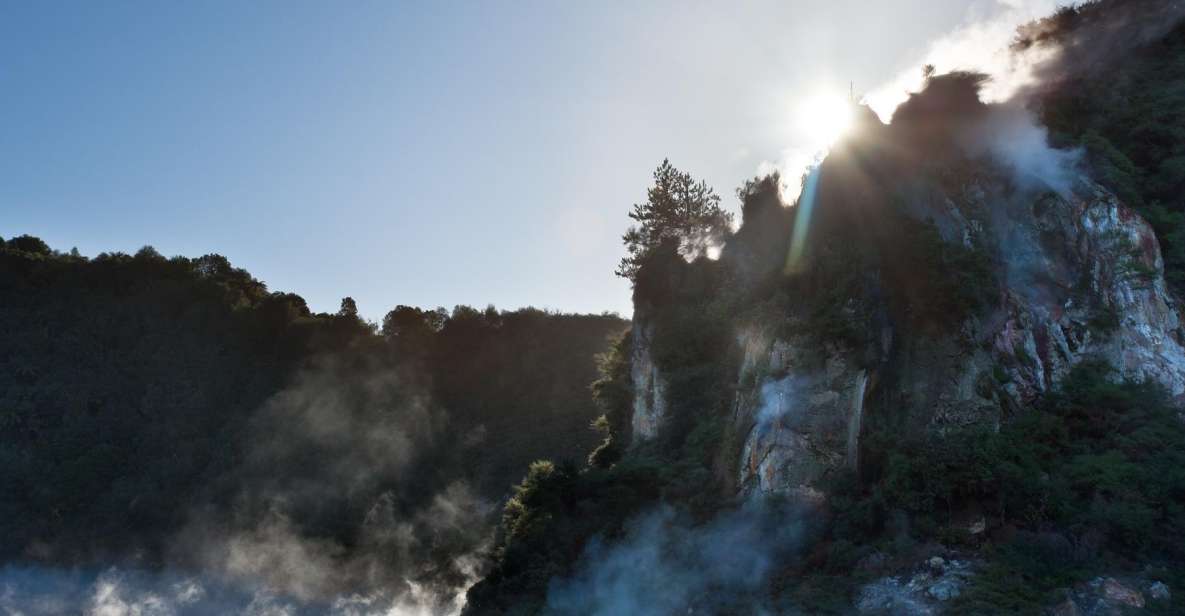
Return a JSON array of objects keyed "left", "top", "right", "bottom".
[{"left": 1, "top": 1, "right": 1032, "bottom": 320}]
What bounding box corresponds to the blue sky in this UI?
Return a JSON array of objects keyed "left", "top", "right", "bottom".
[{"left": 2, "top": 1, "right": 1008, "bottom": 320}]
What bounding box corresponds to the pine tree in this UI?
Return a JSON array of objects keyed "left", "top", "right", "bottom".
[{"left": 616, "top": 159, "right": 733, "bottom": 282}]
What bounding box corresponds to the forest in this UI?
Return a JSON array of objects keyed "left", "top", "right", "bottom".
[{"left": 0, "top": 236, "right": 625, "bottom": 605}]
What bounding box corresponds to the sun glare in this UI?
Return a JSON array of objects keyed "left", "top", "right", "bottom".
[{"left": 797, "top": 93, "right": 854, "bottom": 148}]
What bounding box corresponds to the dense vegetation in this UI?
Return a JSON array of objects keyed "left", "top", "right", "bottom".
[
  {"left": 0, "top": 235, "right": 625, "bottom": 577},
  {"left": 1031, "top": 1, "right": 1185, "bottom": 292},
  {"left": 825, "top": 360, "right": 1185, "bottom": 613}
]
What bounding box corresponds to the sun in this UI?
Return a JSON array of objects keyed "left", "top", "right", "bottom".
[{"left": 796, "top": 92, "right": 854, "bottom": 149}]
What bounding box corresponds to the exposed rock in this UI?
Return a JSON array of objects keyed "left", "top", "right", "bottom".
[
  {"left": 719, "top": 177, "right": 1185, "bottom": 498},
  {"left": 927, "top": 579, "right": 960, "bottom": 602},
  {"left": 624, "top": 107, "right": 1185, "bottom": 504},
  {"left": 1057, "top": 575, "right": 1168, "bottom": 615},
  {"left": 857, "top": 555, "right": 975, "bottom": 613},
  {"left": 1061, "top": 578, "right": 1151, "bottom": 616},
  {"left": 857, "top": 577, "right": 937, "bottom": 615},
  {"left": 735, "top": 336, "right": 866, "bottom": 496},
  {"left": 629, "top": 317, "right": 667, "bottom": 442},
  {"left": 1099, "top": 577, "right": 1145, "bottom": 608}
]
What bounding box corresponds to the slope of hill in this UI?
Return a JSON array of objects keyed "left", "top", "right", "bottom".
[{"left": 0, "top": 237, "right": 625, "bottom": 609}]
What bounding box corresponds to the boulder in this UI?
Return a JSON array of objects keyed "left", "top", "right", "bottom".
[{"left": 1100, "top": 577, "right": 1145, "bottom": 609}]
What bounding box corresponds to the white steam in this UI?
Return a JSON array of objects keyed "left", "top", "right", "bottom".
[
  {"left": 865, "top": 0, "right": 1085, "bottom": 197},
  {"left": 762, "top": 1, "right": 1068, "bottom": 199},
  {"left": 544, "top": 502, "right": 811, "bottom": 615},
  {"left": 755, "top": 375, "right": 808, "bottom": 430},
  {"left": 0, "top": 565, "right": 479, "bottom": 616},
  {"left": 969, "top": 102, "right": 1083, "bottom": 196},
  {"left": 165, "top": 354, "right": 493, "bottom": 615},
  {"left": 865, "top": 0, "right": 1064, "bottom": 120},
  {"left": 758, "top": 151, "right": 822, "bottom": 205},
  {"left": 768, "top": 1, "right": 1092, "bottom": 202}
]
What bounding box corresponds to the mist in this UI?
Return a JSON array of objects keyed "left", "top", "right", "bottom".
[
  {"left": 163, "top": 352, "right": 494, "bottom": 613},
  {"left": 0, "top": 563, "right": 481, "bottom": 615},
  {"left": 865, "top": 0, "right": 1064, "bottom": 118},
  {"left": 544, "top": 502, "right": 815, "bottom": 616},
  {"left": 856, "top": 0, "right": 1185, "bottom": 201}
]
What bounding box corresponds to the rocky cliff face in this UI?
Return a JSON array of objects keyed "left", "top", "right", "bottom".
[
  {"left": 630, "top": 318, "right": 667, "bottom": 442},
  {"left": 630, "top": 167, "right": 1185, "bottom": 499},
  {"left": 737, "top": 174, "right": 1185, "bottom": 497}
]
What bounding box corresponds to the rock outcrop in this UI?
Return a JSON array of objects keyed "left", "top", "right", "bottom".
[
  {"left": 730, "top": 175, "right": 1185, "bottom": 496},
  {"left": 857, "top": 555, "right": 976, "bottom": 614},
  {"left": 735, "top": 337, "right": 867, "bottom": 498},
  {"left": 629, "top": 166, "right": 1185, "bottom": 498},
  {"left": 1050, "top": 576, "right": 1171, "bottom": 615},
  {"left": 630, "top": 316, "right": 668, "bottom": 442}
]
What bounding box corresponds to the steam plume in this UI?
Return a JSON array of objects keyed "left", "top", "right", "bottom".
[
  {"left": 865, "top": 1, "right": 1064, "bottom": 119},
  {"left": 165, "top": 353, "right": 493, "bottom": 614},
  {"left": 544, "top": 502, "right": 813, "bottom": 615}
]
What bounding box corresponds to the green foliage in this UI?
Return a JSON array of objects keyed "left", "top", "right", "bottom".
[
  {"left": 429, "top": 306, "right": 628, "bottom": 494},
  {"left": 588, "top": 330, "right": 633, "bottom": 468},
  {"left": 465, "top": 457, "right": 664, "bottom": 615},
  {"left": 883, "top": 214, "right": 996, "bottom": 330},
  {"left": 879, "top": 428, "right": 1003, "bottom": 525},
  {"left": 617, "top": 159, "right": 733, "bottom": 282},
  {"left": 810, "top": 360, "right": 1185, "bottom": 613},
  {"left": 783, "top": 236, "right": 873, "bottom": 351},
  {"left": 949, "top": 552, "right": 1066, "bottom": 614},
  {"left": 837, "top": 360, "right": 1185, "bottom": 591},
  {"left": 1037, "top": 17, "right": 1185, "bottom": 292}
]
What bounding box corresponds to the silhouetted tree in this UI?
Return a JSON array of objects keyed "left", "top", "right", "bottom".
[
  {"left": 5, "top": 234, "right": 51, "bottom": 255},
  {"left": 616, "top": 159, "right": 733, "bottom": 282}
]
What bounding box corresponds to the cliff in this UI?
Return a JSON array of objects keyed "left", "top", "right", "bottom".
[
  {"left": 464, "top": 5, "right": 1185, "bottom": 613},
  {"left": 629, "top": 78, "right": 1185, "bottom": 502}
]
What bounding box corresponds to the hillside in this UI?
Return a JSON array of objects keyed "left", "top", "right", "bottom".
[{"left": 0, "top": 237, "right": 625, "bottom": 607}]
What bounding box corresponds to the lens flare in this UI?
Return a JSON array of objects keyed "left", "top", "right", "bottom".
[{"left": 784, "top": 166, "right": 821, "bottom": 274}]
